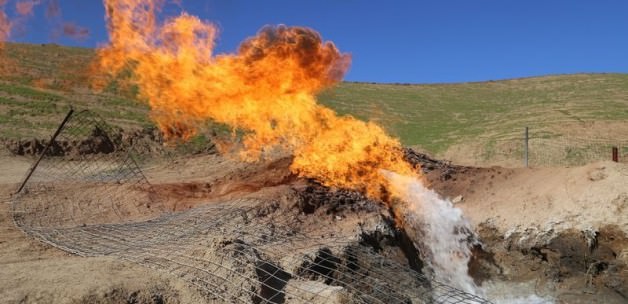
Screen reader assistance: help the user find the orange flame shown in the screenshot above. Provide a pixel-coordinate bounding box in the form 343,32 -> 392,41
95,0 -> 419,199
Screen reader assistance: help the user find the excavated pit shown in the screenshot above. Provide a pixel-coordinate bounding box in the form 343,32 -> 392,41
15,147 -> 491,303
12,139 -> 628,303
404,149 -> 628,303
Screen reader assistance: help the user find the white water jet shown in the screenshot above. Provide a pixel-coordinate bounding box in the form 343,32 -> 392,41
383,171 -> 481,296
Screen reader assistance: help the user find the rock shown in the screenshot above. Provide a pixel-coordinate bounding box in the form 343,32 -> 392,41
452,195 -> 464,204
284,280 -> 348,304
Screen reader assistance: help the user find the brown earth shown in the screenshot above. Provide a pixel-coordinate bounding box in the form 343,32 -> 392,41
0,157 -> 206,303
415,150 -> 628,303
3,126 -> 171,157
1,148 -> 627,303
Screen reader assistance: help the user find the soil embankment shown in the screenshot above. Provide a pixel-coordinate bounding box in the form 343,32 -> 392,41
1,147 -> 626,303
0,153 -> 206,303
413,150 -> 628,303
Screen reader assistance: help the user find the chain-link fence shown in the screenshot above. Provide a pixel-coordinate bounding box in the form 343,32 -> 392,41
12,109 -> 491,304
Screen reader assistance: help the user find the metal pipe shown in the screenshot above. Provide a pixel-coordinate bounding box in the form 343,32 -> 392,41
524,127 -> 529,168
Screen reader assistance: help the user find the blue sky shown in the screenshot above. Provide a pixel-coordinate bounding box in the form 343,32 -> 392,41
5,0 -> 628,83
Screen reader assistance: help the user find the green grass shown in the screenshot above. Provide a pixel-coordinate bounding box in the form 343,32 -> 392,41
0,83 -> 63,101
0,43 -> 152,139
2,42 -> 628,165
319,74 -> 628,157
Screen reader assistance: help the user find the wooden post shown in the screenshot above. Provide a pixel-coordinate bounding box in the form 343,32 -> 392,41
612,146 -> 618,162
524,127 -> 529,167
16,107 -> 74,194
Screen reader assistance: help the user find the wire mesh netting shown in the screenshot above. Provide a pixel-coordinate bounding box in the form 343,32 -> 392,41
527,135 -> 628,167
453,126 -> 628,168
12,109 -> 492,304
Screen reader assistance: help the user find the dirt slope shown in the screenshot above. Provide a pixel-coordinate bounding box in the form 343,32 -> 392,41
0,155 -> 206,304
426,161 -> 628,235
422,159 -> 628,303
1,150 -> 626,303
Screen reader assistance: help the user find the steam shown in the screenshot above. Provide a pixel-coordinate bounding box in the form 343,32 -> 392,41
384,171 -> 481,296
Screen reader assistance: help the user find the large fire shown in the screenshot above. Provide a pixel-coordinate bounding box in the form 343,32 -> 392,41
95,0 -> 419,200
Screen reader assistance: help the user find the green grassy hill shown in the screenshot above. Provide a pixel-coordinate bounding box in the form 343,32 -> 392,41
0,43 -> 151,139
2,43 -> 628,165
319,75 -> 628,152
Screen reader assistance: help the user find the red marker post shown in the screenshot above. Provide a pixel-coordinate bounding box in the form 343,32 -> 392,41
612,146 -> 618,162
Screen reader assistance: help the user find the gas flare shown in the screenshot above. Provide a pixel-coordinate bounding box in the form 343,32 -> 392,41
92,4 -> 484,290
95,0 -> 418,200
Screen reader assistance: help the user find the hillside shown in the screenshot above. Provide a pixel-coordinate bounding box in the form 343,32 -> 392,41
2,43 -> 628,165
1,45 -> 627,304
0,43 -> 151,139
320,75 -> 628,152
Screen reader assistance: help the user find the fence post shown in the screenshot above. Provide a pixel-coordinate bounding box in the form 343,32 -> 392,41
612,146 -> 618,162
524,127 -> 529,167
16,107 -> 74,194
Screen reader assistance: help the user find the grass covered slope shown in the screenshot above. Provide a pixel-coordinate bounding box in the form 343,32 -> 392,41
0,43 -> 151,139
319,75 -> 628,155
1,43 -> 628,164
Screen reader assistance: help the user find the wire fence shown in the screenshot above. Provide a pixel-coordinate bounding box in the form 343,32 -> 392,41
451,127 -> 628,168
11,109 -> 491,304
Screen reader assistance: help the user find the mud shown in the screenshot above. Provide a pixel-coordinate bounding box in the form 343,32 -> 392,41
473,223 -> 627,303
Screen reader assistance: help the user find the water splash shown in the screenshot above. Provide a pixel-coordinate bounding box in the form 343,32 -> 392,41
481,281 -> 555,304
383,171 -> 481,296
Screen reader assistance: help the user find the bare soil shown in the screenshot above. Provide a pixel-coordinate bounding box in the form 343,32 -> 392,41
1,149 -> 626,303
0,163 -> 206,303
416,151 -> 628,303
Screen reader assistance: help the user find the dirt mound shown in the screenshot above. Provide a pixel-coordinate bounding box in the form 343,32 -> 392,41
13,149 -> 456,303
4,126 -> 117,157
148,156 -> 297,211
2,126 -> 216,158
3,144 -> 627,303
